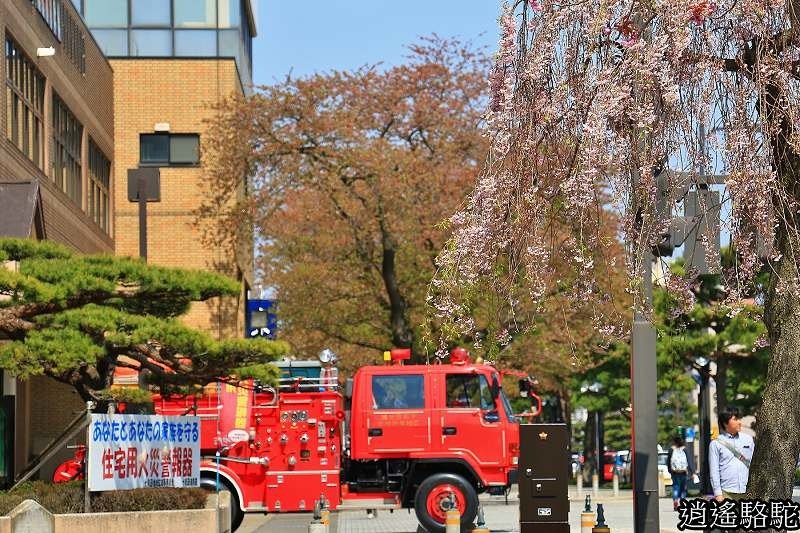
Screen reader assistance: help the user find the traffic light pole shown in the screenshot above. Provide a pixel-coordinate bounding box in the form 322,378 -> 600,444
632,250 -> 660,533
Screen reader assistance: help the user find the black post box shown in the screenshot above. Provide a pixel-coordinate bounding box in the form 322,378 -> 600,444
519,423 -> 570,533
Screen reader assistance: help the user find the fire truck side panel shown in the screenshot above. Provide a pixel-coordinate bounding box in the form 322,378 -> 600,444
264,470 -> 341,512
249,391 -> 343,512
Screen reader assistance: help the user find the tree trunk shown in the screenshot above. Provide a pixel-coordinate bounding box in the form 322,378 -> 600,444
747,81 -> 800,502
381,240 -> 414,350
714,353 -> 727,418
748,233 -> 800,500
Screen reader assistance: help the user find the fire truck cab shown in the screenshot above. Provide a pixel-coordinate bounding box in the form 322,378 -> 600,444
148,349 -> 536,532
343,348 -> 523,531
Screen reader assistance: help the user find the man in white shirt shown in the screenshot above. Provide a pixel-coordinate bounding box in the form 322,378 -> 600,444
709,406 -> 754,500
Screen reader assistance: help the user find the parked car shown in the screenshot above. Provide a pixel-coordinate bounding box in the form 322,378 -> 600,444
614,449 -> 674,487
602,451 -> 618,482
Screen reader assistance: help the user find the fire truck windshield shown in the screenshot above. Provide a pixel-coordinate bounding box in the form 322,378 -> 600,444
499,388 -> 517,423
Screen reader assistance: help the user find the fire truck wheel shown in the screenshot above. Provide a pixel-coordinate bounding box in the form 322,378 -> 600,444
414,473 -> 478,533
200,475 -> 244,531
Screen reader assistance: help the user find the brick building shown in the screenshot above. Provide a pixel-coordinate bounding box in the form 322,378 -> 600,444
0,0 -> 115,486
73,0 -> 256,339
0,0 -> 257,486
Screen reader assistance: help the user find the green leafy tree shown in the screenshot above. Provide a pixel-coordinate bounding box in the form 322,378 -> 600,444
572,337 -> 697,453
656,254 -> 770,419
0,239 -> 286,403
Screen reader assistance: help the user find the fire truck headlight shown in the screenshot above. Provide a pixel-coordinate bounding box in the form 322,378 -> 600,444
512,456 -> 519,465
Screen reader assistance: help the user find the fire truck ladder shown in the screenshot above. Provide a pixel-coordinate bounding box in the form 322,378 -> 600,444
11,408 -> 89,490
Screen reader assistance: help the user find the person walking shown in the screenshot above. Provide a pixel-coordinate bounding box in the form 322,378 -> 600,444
709,406 -> 754,501
667,435 -> 691,510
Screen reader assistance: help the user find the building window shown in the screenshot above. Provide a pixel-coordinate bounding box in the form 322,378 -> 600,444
92,29 -> 128,56
174,0 -> 217,28
88,139 -> 110,232
52,94 -> 83,205
31,0 -> 64,41
84,0 -> 128,27
217,0 -> 241,28
61,4 -> 87,74
5,38 -> 45,169
130,30 -> 172,56
140,133 -> 200,165
131,0 -> 171,27
175,30 -> 217,56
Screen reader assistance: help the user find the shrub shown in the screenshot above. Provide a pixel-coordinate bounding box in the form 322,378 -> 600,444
0,481 -> 83,515
0,481 -> 207,515
91,487 -> 207,513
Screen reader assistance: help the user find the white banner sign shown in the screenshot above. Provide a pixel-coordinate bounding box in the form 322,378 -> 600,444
87,414 -> 200,491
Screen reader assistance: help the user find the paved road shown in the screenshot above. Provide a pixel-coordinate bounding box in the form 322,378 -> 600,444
240,488 -> 686,533
238,486 -> 800,532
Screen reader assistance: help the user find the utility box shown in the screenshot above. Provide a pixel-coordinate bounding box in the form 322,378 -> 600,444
519,423 -> 570,533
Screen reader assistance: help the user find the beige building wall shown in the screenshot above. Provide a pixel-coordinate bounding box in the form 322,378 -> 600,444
111,58 -> 248,339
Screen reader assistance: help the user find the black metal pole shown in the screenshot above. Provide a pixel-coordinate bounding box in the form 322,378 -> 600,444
138,176 -> 147,261
595,411 -> 600,478
699,364 -> 711,495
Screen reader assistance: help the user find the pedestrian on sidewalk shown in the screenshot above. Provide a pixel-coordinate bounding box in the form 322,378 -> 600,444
709,406 -> 753,501
667,435 -> 691,510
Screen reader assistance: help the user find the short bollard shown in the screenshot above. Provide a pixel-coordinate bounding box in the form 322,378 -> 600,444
444,495 -> 460,533
309,500 -> 326,533
658,474 -> 666,498
581,495 -> 594,533
320,495 -> 331,533
591,503 -> 611,533
612,471 -> 619,496
592,473 -> 600,497
472,505 -> 490,533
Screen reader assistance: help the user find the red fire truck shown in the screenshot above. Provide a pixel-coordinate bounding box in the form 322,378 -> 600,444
57,348 -> 540,533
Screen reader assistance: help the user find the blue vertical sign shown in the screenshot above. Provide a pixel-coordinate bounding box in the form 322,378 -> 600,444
246,299 -> 277,339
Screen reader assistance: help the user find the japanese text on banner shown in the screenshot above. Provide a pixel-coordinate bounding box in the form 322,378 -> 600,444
88,414 -> 200,491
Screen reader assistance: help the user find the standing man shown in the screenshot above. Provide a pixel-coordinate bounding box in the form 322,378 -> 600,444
709,406 -> 754,500
667,435 -> 691,510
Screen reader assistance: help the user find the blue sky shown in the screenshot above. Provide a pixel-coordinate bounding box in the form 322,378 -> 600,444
251,1 -> 502,85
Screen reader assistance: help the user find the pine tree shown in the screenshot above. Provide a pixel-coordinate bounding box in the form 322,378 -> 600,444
0,239 -> 286,403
